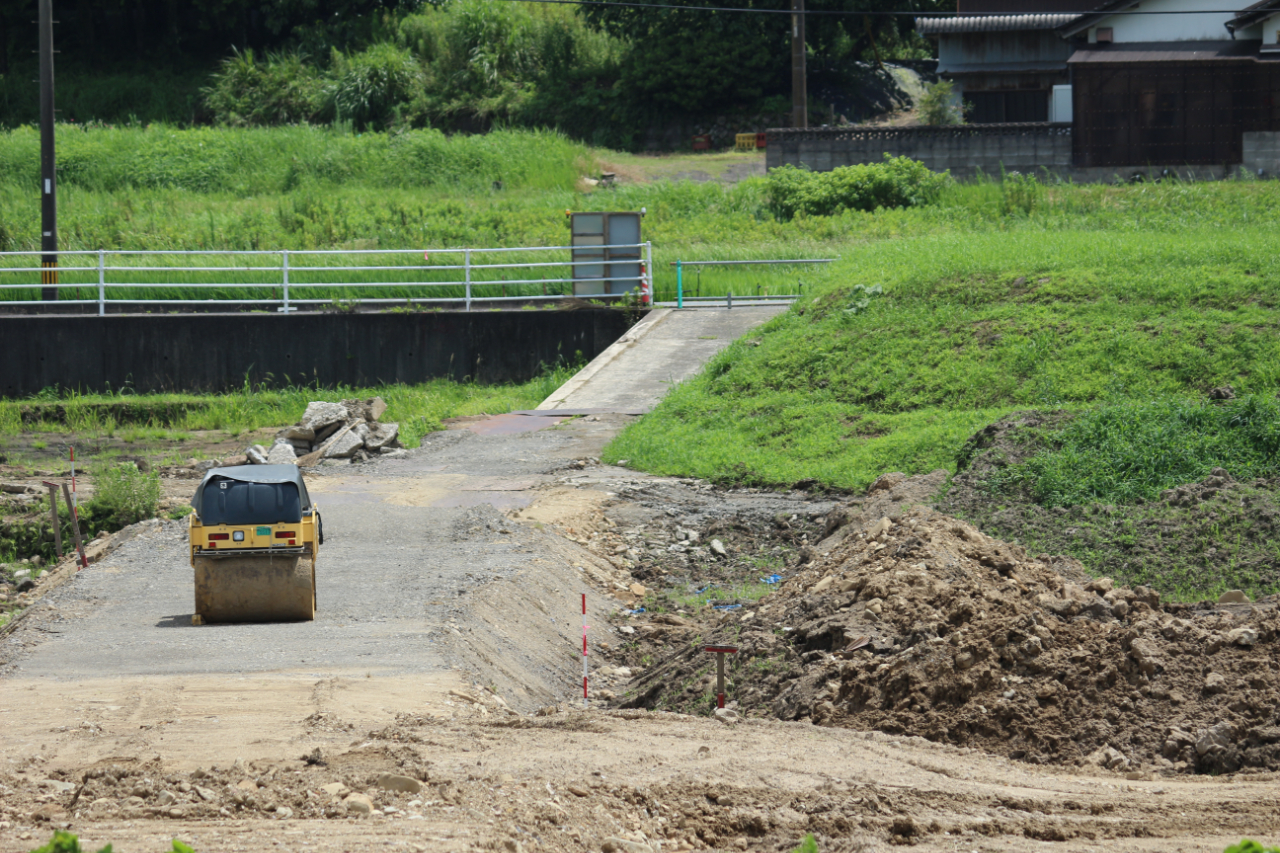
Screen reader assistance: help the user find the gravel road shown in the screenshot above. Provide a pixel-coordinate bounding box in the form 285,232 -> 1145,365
0,419 -> 628,684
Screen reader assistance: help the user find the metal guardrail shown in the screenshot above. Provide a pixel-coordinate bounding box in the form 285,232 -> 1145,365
669,258 -> 834,309
0,242 -> 654,314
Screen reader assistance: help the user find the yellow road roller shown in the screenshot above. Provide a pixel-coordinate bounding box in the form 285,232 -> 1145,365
188,465 -> 323,624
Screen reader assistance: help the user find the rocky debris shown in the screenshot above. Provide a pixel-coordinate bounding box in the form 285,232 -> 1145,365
375,773 -> 423,794
343,792 -> 373,815
246,397 -> 403,467
713,708 -> 740,725
1086,746 -> 1129,771
617,473 -> 1280,776
265,440 -> 297,465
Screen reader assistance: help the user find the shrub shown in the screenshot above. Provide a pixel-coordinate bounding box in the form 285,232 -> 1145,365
89,462 -> 163,530
1224,843 -> 1280,853
203,49 -> 326,127
324,44 -> 425,130
397,0 -> 626,135
1000,170 -> 1043,216
917,79 -> 964,126
765,156 -> 950,220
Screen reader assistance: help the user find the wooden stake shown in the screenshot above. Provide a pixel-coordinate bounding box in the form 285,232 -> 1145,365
42,481 -> 62,558
61,482 -> 87,569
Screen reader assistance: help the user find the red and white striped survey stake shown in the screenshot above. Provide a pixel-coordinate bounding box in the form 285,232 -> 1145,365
69,447 -> 88,569
581,592 -> 589,708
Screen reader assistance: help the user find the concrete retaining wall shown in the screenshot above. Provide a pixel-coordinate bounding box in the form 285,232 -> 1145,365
1243,131 -> 1280,176
766,124 -> 1265,182
767,124 -> 1072,178
0,309 -> 636,398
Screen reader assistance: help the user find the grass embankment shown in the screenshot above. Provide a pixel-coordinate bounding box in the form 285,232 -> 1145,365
605,180 -> 1280,598
0,125 -> 832,303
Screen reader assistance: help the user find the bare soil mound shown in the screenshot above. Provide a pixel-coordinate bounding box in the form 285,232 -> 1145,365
622,498 -> 1280,776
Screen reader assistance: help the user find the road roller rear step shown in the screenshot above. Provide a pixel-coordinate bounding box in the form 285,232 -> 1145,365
188,465 -> 322,624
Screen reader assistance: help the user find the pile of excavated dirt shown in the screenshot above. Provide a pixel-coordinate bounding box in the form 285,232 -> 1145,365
621,493 -> 1280,776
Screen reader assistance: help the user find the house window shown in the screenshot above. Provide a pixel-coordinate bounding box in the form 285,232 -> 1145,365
966,91 -> 1050,124
1096,27 -> 1114,43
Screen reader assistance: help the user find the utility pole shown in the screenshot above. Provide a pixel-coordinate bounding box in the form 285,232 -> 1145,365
790,0 -> 807,129
39,0 -> 58,300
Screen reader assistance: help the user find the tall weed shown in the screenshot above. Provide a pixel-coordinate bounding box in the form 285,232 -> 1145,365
90,463 -> 163,529
766,156 -> 950,220
0,124 -> 589,197
999,170 -> 1042,217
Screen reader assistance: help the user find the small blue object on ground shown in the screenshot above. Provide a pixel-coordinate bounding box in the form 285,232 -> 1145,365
623,607 -> 646,615
711,603 -> 743,610
761,574 -> 782,584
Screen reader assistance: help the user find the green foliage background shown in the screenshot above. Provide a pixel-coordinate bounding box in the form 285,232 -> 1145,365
0,0 -> 941,144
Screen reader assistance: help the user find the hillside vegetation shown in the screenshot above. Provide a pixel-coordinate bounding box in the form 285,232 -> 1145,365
0,127 -> 937,305
0,0 -> 937,144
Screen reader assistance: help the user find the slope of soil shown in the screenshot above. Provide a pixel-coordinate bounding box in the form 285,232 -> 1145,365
940,411 -> 1280,600
613,475 -> 1280,777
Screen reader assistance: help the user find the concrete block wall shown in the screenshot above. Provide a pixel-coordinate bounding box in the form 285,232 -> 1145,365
766,124 -> 1072,179
1243,132 -> 1280,176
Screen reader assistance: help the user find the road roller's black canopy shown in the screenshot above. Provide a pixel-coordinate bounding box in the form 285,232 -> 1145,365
191,465 -> 314,526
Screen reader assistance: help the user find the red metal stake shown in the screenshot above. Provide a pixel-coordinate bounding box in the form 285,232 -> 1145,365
704,645 -> 739,710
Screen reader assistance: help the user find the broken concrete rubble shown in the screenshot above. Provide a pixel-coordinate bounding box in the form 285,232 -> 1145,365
245,396 -> 403,466
265,440 -> 297,465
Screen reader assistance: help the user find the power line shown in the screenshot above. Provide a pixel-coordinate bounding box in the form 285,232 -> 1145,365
494,0 -> 1269,16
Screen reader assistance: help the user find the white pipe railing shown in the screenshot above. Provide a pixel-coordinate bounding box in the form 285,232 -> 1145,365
0,243 -> 653,314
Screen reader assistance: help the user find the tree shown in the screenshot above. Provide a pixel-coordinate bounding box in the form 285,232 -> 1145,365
579,0 -> 944,120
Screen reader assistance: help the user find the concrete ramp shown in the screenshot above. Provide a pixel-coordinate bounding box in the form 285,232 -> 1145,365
538,306 -> 787,413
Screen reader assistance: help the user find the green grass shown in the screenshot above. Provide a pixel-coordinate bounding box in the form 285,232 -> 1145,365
0,124 -> 591,197
0,126 -> 842,304
6,130 -> 1279,308
1,366 -> 578,446
986,396 -> 1280,507
606,192 -> 1280,492
661,580 -> 776,611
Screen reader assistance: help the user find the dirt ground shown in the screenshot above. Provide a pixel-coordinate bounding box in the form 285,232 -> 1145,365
595,152 -> 765,186
3,696 -> 1277,853
611,475 -> 1280,776
3,414 -> 1280,852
